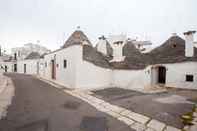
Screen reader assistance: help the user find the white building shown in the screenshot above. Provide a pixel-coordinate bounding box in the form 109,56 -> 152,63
1,30 -> 197,90
11,43 -> 50,60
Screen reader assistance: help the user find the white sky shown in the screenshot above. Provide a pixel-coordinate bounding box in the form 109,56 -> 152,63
0,0 -> 197,53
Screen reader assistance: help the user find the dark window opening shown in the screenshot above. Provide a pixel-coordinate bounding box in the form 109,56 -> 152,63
45,62 -> 47,67
5,65 -> 7,72
173,44 -> 177,48
24,64 -> 26,73
186,75 -> 194,82
64,60 -> 67,68
14,64 -> 17,72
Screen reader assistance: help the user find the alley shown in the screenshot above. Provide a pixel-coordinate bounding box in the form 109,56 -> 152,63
0,73 -> 133,131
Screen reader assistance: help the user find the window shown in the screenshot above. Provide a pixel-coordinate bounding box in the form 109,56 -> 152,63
186,75 -> 194,82
63,60 -> 67,68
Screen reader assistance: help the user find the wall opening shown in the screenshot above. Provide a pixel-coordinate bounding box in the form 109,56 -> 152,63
24,64 -> 26,73
151,66 -> 166,85
14,64 -> 17,72
158,66 -> 166,84
5,65 -> 7,72
51,60 -> 56,80
186,75 -> 193,82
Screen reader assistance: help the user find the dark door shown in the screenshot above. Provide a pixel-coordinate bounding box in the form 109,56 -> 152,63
24,64 -> 26,73
5,65 -> 7,72
14,64 -> 17,72
158,67 -> 166,84
51,60 -> 56,79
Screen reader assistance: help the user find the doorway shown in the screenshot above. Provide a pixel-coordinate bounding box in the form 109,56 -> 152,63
51,60 -> 56,79
5,65 -> 7,72
158,66 -> 166,84
24,64 -> 26,73
14,64 -> 17,72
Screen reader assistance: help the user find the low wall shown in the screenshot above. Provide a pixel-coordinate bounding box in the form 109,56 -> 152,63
111,68 -> 151,90
76,60 -> 112,90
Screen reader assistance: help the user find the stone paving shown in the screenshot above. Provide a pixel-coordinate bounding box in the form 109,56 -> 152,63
38,77 -> 197,131
63,90 -> 181,131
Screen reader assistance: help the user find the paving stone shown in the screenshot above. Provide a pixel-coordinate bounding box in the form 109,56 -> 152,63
164,126 -> 181,131
145,127 -> 156,131
92,98 -> 105,104
120,109 -> 132,116
101,102 -> 112,107
130,122 -> 147,131
106,111 -> 122,118
96,106 -> 110,112
127,112 -> 150,124
147,119 -> 166,131
117,116 -> 135,126
107,105 -> 125,113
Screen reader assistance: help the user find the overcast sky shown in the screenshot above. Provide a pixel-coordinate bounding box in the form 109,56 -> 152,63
0,0 -> 197,53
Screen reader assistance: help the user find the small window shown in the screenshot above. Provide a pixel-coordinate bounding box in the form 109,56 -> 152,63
186,75 -> 194,82
63,60 -> 67,68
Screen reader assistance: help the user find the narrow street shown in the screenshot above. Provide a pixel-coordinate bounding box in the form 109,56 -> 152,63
0,73 -> 133,131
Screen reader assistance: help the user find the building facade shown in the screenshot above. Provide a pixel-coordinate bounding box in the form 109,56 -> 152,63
1,30 -> 197,90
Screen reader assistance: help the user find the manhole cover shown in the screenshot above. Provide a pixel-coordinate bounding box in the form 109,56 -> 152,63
80,116 -> 108,131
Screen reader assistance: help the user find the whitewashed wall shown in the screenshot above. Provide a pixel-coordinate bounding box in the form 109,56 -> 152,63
164,62 -> 197,88
43,45 -> 79,88
17,59 -> 39,75
40,44 -> 197,90
75,46 -> 112,90
38,59 -> 45,76
111,68 -> 151,90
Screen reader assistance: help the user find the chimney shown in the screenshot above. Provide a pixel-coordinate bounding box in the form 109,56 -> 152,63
172,33 -> 177,36
96,35 -> 107,55
183,30 -> 196,57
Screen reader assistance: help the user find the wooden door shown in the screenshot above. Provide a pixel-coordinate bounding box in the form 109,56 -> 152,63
158,67 -> 166,84
51,60 -> 56,79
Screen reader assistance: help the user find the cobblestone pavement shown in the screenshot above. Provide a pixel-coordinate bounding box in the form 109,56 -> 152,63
0,73 -> 134,131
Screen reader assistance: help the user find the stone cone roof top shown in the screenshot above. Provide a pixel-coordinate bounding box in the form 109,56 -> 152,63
63,30 -> 91,48
25,52 -> 41,60
85,35 -> 197,70
111,41 -> 146,69
148,35 -> 197,64
83,45 -> 111,68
